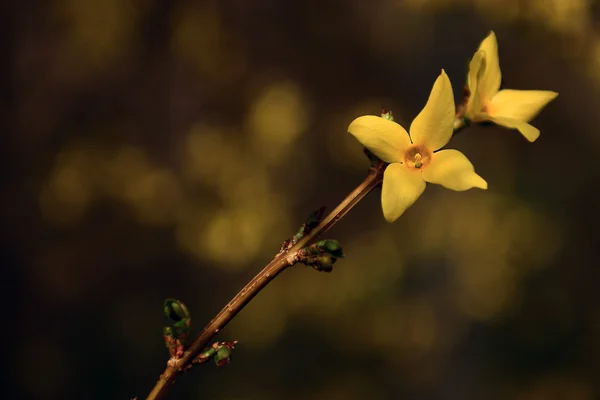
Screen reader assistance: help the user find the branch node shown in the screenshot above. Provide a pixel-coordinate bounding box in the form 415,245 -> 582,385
296,239 -> 345,272
192,341 -> 239,367
278,206 -> 328,255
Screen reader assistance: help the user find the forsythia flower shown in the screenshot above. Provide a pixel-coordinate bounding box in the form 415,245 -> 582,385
348,70 -> 487,223
465,31 -> 558,142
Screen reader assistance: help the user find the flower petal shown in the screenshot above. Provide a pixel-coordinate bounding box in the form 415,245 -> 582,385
348,116 -> 411,163
409,70 -> 455,151
466,50 -> 485,120
381,163 -> 426,222
422,149 -> 487,191
477,31 -> 502,100
486,115 -> 541,142
489,89 -> 558,122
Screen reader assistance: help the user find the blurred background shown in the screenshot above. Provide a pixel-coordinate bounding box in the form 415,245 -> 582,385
3,0 -> 600,399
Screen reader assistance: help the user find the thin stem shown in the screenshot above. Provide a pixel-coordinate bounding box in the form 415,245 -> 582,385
145,161 -> 387,400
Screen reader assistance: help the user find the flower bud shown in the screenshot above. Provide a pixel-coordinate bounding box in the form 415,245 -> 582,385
381,107 -> 394,121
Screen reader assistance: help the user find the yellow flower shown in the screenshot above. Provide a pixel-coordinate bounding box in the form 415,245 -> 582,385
465,31 -> 558,142
348,70 -> 487,223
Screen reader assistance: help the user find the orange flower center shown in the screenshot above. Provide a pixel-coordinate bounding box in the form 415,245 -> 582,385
403,144 -> 432,170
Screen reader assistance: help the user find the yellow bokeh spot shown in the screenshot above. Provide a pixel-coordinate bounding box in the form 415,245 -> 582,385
184,127 -> 214,178
179,123 -> 294,267
248,81 -> 308,164
369,300 -> 438,354
416,193 -> 563,320
202,209 -> 263,268
170,3 -> 247,85
102,146 -> 152,199
41,143 -> 185,228
198,196 -> 290,269
123,169 -> 183,226
454,258 -> 516,320
404,0 -> 590,37
587,35 -> 600,86
370,1 -> 435,59
183,124 -> 240,187
527,0 -> 590,36
102,146 -> 183,226
53,0 -> 142,80
474,0 -> 521,22
285,230 -> 404,316
40,147 -> 95,225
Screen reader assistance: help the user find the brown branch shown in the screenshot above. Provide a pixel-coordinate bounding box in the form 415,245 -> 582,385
145,161 -> 387,400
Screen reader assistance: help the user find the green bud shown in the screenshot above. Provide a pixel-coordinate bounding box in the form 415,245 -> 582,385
193,346 -> 217,364
305,254 -> 336,272
300,239 -> 343,257
315,239 -> 344,258
214,345 -> 233,367
297,240 -> 343,271
193,341 -> 238,366
164,299 -> 191,333
164,299 -> 190,323
163,299 -> 192,356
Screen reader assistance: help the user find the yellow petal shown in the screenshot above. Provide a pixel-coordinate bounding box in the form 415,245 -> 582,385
381,163 -> 426,222
466,50 -> 485,119
348,116 -> 411,163
488,89 -> 558,122
477,31 -> 502,100
486,115 -> 541,142
409,70 -> 455,151
422,149 -> 487,191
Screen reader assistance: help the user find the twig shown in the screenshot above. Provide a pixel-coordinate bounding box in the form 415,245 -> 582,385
144,160 -> 387,400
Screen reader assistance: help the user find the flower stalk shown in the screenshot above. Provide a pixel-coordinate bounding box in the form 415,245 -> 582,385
144,160 -> 387,400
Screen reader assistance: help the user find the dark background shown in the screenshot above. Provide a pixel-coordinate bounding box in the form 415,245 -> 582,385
3,1 -> 600,399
